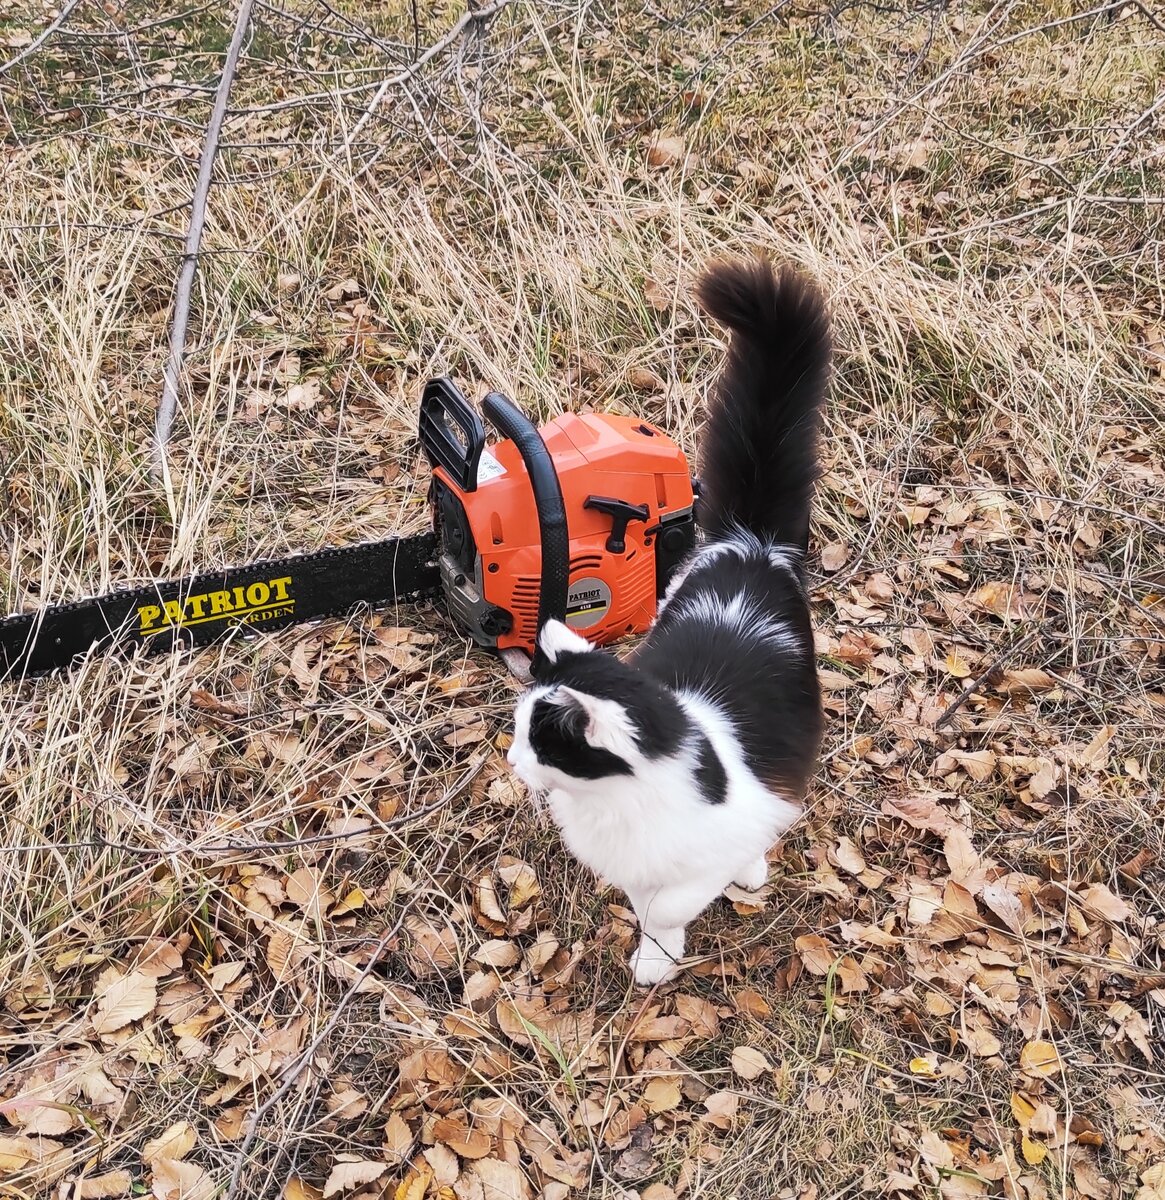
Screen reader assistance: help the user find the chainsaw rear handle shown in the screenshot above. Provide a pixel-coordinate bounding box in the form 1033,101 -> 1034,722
419,377 -> 487,493
480,391 -> 569,675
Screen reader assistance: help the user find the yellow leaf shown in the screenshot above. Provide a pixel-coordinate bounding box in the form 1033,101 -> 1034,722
285,1181 -> 324,1200
1011,1092 -> 1038,1129
330,888 -> 366,917
910,1057 -> 937,1076
1021,1135 -> 1047,1166
1019,1040 -> 1061,1077
394,1169 -> 431,1200
642,1077 -> 682,1114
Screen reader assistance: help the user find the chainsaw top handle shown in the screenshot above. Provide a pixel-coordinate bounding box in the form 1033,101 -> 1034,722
419,377 -> 487,493
479,391 -> 569,676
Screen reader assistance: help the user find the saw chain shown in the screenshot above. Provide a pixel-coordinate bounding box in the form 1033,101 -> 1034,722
0,533 -> 440,682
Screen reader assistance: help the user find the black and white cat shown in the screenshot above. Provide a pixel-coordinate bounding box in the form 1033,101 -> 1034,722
507,257 -> 831,985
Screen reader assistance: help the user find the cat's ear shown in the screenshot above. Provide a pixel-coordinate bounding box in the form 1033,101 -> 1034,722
538,619 -> 593,663
556,686 -> 638,760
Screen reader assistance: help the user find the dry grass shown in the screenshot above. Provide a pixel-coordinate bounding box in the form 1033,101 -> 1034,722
1,0 -> 1164,1198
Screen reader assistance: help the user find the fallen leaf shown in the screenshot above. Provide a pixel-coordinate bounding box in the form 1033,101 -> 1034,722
322,1158 -> 388,1197
1106,1001 -> 1155,1062
701,1090 -> 739,1130
646,133 -> 685,167
642,1077 -> 682,1114
93,970 -> 157,1034
142,1121 -> 196,1164
471,1157 -> 532,1200
1019,1040 -> 1061,1077
731,1046 -> 770,1081
1136,1164 -> 1165,1200
150,1158 -> 215,1200
794,933 -> 835,975
833,836 -> 866,874
285,1180 -> 324,1200
1080,883 -> 1131,924
473,940 -> 521,968
73,1169 -> 134,1198
1021,1136 -> 1047,1166
821,542 -> 849,572
734,987 -> 771,1019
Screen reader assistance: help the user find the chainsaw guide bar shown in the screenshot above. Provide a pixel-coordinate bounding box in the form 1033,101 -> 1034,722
0,533 -> 440,682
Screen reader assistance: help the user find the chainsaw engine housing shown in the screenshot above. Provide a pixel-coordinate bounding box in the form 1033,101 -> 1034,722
420,380 -> 696,656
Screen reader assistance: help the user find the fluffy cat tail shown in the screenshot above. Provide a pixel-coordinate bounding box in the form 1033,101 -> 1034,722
694,256 -> 832,551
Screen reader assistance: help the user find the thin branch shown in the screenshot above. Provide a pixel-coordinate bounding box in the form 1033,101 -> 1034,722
152,0 -> 257,473
934,629 -> 1041,731
0,0 -> 85,77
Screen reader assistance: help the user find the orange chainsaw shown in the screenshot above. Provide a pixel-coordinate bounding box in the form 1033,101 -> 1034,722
0,379 -> 697,681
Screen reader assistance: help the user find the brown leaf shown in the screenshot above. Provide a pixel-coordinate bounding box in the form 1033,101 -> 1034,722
74,1169 -> 134,1198
473,940 -> 521,969
1106,1001 -> 1155,1062
322,1158 -> 388,1197
833,837 -> 866,875
423,1143 -> 461,1187
821,542 -> 849,572
142,1122 -> 196,1165
150,1159 -> 215,1200
794,933 -> 835,975
93,970 -> 157,1034
285,1180 -> 324,1200
674,993 -> 720,1039
943,828 -> 981,884
628,367 -> 665,393
286,867 -> 333,918
471,1157 -> 532,1200
882,794 -> 957,835
733,987 -> 771,1019
1080,883 -> 1131,924
962,1021 -> 1003,1058
642,1077 -> 682,1114
1019,1040 -> 1061,1077
730,1046 -> 770,1080
646,133 -> 685,167
701,1091 -> 739,1130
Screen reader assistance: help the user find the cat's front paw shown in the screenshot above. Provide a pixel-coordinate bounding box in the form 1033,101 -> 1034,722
733,855 -> 770,891
630,939 -> 681,986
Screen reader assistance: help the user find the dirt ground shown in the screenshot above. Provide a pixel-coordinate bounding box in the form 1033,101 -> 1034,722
1,0 -> 1163,1197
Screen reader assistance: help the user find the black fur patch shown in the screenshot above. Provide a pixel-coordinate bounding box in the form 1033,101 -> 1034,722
537,649 -> 687,762
527,695 -> 634,780
693,734 -> 727,804
634,538 -> 822,796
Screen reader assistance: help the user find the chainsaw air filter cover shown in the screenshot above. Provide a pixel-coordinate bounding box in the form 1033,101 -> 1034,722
420,379 -> 696,656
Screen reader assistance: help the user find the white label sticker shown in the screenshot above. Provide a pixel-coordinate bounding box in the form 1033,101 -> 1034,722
476,449 -> 507,484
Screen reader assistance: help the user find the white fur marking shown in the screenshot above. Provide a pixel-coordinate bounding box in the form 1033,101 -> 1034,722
538,618 -> 593,662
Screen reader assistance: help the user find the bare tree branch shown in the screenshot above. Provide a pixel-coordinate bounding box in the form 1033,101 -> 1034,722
152,0 -> 257,476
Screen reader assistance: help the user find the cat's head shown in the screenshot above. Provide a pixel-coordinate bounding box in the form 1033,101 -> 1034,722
506,620 -> 686,794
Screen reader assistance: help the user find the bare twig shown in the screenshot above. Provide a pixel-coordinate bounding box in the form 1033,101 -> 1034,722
0,0 -> 85,78
934,629 -> 1041,731
152,0 -> 256,476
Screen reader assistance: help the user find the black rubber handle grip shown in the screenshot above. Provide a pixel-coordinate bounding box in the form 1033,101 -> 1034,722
480,392 -> 569,675
419,377 -> 486,493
